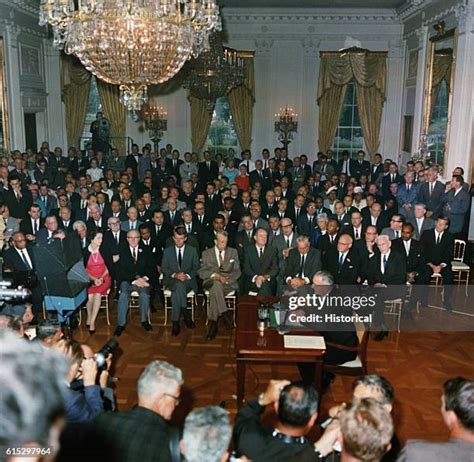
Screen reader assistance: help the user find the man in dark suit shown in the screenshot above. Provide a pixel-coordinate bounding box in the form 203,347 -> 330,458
58,206 -> 75,233
337,151 -> 354,176
242,228 -> 278,296
324,234 -> 361,285
101,217 -> 127,286
368,234 -> 406,340
260,190 -> 278,220
114,229 -> 156,336
165,151 -> 183,183
316,218 -> 340,256
352,150 -> 371,180
234,214 -> 255,265
3,231 -> 43,315
249,160 -> 270,191
204,183 -> 222,218
418,216 -> 454,310
354,225 -> 380,283
4,175 -> 33,220
150,210 -> 172,253
201,214 -> 226,252
161,227 -> 200,336
381,163 -> 404,200
86,205 -> 106,235
416,167 -> 445,216
234,380 -> 319,461
90,360 -> 182,462
281,234 -> 321,293
125,144 -> 140,180
370,153 -> 384,183
19,204 -> 44,244
163,198 -> 180,228
198,151 -> 219,186
297,201 -> 318,235
35,214 -> 66,246
193,201 -> 212,230
343,210 -> 365,242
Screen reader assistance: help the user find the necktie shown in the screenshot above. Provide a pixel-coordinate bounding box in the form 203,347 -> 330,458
383,254 -> 387,271
286,237 -> 290,248
115,233 -> 119,245
437,234 -> 441,245
246,160 -> 250,171
296,208 -> 300,219
199,216 -> 203,224
82,200 -> 86,209
308,216 -> 313,229
355,229 -> 359,240
407,184 -> 410,193
338,253 -> 344,270
395,231 -> 399,239
21,250 -> 32,270
178,248 -> 183,268
170,212 -> 174,222
247,231 -> 252,240
219,251 -> 224,270
132,247 -> 137,263
429,183 -> 433,196
187,225 -> 191,233
391,174 -> 395,182
34,220 -> 38,234
259,247 -> 264,260
299,254 -> 305,277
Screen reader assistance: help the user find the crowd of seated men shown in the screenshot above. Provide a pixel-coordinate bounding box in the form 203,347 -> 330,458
1,328 -> 473,462
0,142 -> 470,342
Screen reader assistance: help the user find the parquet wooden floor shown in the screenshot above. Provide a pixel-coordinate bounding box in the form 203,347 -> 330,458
74,284 -> 474,445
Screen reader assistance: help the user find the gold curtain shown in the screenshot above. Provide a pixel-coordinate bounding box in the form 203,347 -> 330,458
189,96 -> 214,154
228,57 -> 255,151
429,53 -> 452,124
317,84 -> 347,153
61,56 -> 91,148
96,81 -> 126,154
317,53 -> 387,156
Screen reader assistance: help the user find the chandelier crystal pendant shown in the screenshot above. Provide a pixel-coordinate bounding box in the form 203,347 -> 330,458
183,33 -> 245,111
39,0 -> 222,112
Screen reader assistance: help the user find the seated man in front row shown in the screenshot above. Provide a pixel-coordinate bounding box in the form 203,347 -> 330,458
282,234 -> 321,294
161,226 -> 200,337
198,230 -> 241,341
242,227 -> 278,296
114,229 -> 156,336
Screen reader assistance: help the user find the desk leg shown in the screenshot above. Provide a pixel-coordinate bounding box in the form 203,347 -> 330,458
236,359 -> 246,408
314,359 -> 323,395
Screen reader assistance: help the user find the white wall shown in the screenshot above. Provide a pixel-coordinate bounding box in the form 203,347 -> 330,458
0,0 -> 66,151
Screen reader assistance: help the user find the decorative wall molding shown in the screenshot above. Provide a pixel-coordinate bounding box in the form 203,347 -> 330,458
21,91 -> 47,113
398,0 -> 429,21
0,17 -> 48,38
223,11 -> 400,24
4,0 -> 40,18
422,1 -> 467,27
301,37 -> 321,56
254,38 -> 274,56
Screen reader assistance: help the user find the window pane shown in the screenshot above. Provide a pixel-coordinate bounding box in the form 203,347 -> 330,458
332,80 -> 363,158
206,97 -> 239,157
80,77 -> 102,151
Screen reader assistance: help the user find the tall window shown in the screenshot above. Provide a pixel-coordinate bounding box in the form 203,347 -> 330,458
206,97 -> 238,157
332,81 -> 363,160
427,80 -> 448,166
80,76 -> 102,150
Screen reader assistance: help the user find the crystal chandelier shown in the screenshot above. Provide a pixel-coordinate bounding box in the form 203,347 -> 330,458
183,33 -> 245,111
39,0 -> 221,112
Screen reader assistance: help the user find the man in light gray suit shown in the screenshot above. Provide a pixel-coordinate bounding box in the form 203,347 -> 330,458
271,217 -> 297,295
179,152 -> 198,181
436,175 -> 470,234
408,203 -> 435,240
381,213 -> 404,240
120,207 -> 143,232
398,377 -> 474,462
2,205 -> 20,246
161,226 -> 200,337
198,231 -> 241,340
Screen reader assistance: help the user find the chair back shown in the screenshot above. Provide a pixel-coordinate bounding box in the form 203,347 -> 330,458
355,320 -> 369,366
453,239 -> 466,262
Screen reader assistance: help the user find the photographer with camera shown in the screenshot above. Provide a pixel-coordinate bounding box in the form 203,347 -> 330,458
53,338 -> 106,424
90,111 -> 111,155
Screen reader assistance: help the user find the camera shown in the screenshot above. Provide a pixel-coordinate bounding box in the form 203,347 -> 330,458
94,338 -> 119,369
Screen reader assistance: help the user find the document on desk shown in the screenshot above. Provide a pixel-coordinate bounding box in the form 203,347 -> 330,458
284,335 -> 326,350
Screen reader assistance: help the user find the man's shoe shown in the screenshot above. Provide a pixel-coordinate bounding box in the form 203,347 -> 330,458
206,320 -> 218,340
374,330 -> 388,341
114,325 -> 125,337
182,309 -> 195,329
142,321 -> 153,331
171,322 -> 180,336
444,304 -> 453,311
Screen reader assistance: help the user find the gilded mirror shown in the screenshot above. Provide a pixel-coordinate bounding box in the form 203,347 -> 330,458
422,23 -> 456,173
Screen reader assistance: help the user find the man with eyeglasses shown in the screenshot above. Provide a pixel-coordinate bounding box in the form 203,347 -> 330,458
3,231 -> 43,316
381,213 -> 405,240
354,225 -> 380,283
91,360 -> 183,461
114,229 -> 155,336
323,233 -> 360,285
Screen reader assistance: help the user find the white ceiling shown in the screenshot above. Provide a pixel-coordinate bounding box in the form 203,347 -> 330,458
220,0 -> 407,9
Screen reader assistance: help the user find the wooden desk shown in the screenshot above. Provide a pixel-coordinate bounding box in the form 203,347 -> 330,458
235,295 -> 326,407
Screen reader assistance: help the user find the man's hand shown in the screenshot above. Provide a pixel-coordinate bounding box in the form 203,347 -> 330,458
175,272 -> 188,282
329,402 -> 346,418
403,204 -> 412,212
426,211 -> 433,218
289,277 -> 306,289
134,277 -> 150,288
82,358 -> 98,387
112,255 -> 120,263
255,275 -> 266,288
25,234 -> 35,241
282,248 -> 291,258
314,418 -> 341,457
259,379 -> 291,406
54,231 -> 66,240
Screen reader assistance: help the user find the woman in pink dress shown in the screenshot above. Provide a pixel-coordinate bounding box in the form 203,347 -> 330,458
83,231 -> 111,333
